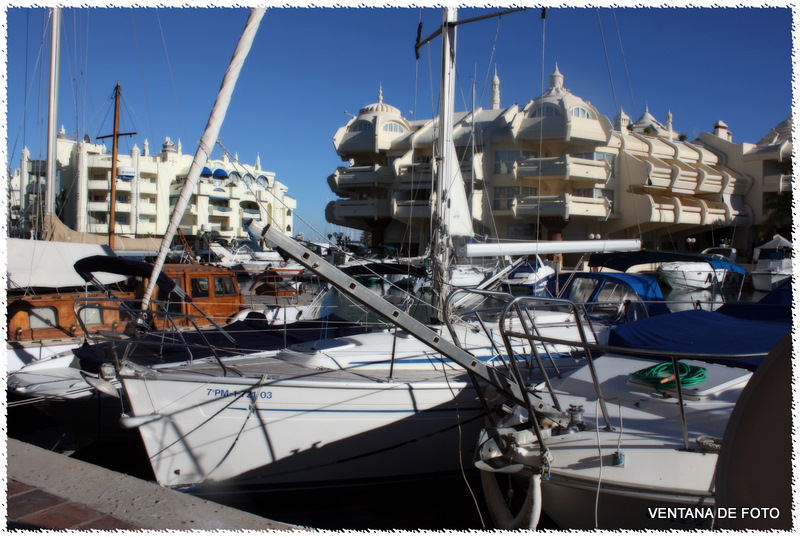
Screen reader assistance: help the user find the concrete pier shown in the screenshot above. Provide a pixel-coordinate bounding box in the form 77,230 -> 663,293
6,439 -> 301,531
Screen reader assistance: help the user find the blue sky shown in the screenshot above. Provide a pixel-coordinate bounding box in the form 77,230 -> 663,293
5,5 -> 794,240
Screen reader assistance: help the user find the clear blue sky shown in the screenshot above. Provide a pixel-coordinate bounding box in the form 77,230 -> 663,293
5,5 -> 793,240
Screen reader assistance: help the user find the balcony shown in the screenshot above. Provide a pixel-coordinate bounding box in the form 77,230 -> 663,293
328,165 -> 394,195
210,205 -> 233,216
327,199 -> 391,220
114,180 -> 132,192
87,201 -> 109,212
392,196 -> 432,221
514,156 -> 610,183
634,193 -> 741,227
88,179 -> 109,190
138,181 -> 158,194
513,195 -> 569,219
138,202 -> 158,215
395,163 -> 434,190
512,194 -> 611,220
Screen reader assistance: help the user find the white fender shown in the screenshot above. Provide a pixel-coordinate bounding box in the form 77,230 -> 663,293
480,471 -> 542,529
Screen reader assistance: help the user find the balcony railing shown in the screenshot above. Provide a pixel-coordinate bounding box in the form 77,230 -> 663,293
392,197 -> 432,220
328,199 -> 391,219
512,194 -> 611,220
514,155 -> 610,183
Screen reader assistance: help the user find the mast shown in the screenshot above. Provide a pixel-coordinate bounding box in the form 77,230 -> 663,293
140,8 -> 265,309
431,7 -> 458,323
44,7 -> 61,231
96,82 -> 136,251
108,82 -> 121,250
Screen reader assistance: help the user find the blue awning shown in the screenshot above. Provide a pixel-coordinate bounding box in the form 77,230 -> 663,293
201,167 -> 213,177
213,169 -> 229,178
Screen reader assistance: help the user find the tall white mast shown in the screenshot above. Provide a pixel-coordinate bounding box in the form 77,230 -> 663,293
431,7 -> 458,323
141,8 -> 265,308
44,7 -> 61,223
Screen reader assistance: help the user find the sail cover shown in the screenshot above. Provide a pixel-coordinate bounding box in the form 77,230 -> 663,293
442,140 -> 474,238
7,238 -> 125,289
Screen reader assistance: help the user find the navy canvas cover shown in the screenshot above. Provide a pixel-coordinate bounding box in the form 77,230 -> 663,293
608,282 -> 792,369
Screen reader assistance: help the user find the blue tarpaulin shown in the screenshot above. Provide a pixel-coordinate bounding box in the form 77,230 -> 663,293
608,282 -> 792,369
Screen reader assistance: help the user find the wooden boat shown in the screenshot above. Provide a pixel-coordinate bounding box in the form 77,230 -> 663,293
7,258 -> 246,372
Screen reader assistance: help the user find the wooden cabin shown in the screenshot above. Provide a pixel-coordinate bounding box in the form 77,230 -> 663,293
7,264 -> 244,343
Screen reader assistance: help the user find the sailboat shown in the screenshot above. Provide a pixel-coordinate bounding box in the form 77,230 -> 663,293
99,8 -> 572,493
88,9 -> 644,502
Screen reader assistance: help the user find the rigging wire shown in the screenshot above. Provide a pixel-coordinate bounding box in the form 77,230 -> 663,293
217,140 -> 438,313
130,9 -> 157,146
155,8 -> 188,144
596,8 -> 619,115
612,8 -> 637,119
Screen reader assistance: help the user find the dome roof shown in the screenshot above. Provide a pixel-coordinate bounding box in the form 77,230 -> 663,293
526,64 -> 602,120
359,85 -> 401,116
757,116 -> 792,146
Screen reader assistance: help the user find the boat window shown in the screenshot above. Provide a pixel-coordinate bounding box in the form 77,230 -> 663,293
595,282 -> 631,304
28,307 -> 57,329
567,278 -> 596,303
214,276 -> 238,297
78,305 -> 103,326
191,277 -> 211,298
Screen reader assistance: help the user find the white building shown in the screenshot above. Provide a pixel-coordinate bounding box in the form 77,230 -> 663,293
327,67 -> 791,257
10,130 -> 296,241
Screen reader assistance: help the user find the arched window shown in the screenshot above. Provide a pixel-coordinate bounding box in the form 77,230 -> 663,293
382,122 -> 405,133
352,122 -> 374,132
531,105 -> 561,118
569,107 -> 593,119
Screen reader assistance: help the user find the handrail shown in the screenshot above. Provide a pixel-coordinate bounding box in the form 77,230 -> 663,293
73,297 -> 237,376
494,295 -> 767,450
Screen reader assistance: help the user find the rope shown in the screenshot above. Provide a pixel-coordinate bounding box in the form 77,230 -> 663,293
630,361 -> 707,390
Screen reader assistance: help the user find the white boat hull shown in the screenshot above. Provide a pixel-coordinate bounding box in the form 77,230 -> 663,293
750,271 -> 790,292
657,262 -> 722,290
120,368 -> 486,490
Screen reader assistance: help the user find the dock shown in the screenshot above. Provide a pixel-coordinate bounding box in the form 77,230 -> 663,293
6,439 -> 301,531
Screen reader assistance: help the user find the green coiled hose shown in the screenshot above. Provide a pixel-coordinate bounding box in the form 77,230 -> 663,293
631,361 -> 707,389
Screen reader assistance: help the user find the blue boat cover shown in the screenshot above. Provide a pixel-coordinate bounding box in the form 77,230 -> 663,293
608,282 -> 792,369
73,255 -> 177,295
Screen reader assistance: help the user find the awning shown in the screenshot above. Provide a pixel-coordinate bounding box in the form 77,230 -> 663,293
201,167 -> 213,177
213,169 -> 229,178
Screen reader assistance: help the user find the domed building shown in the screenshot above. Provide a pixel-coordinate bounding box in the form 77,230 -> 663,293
325,66 -> 789,259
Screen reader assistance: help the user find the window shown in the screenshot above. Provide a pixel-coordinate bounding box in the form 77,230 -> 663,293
190,277 -> 210,298
531,105 -> 561,117
569,107 -> 593,119
494,150 -> 521,174
78,305 -> 103,326
492,186 -> 537,210
572,188 -> 614,211
506,222 -> 534,240
214,277 -> 238,297
28,307 -> 57,329
382,122 -> 405,133
352,122 -> 374,132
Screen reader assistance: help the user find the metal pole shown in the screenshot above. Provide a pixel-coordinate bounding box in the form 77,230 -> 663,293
108,82 -> 121,251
